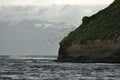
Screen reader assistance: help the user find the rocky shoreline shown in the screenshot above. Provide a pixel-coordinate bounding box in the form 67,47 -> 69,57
57,0 -> 120,63
58,39 -> 120,63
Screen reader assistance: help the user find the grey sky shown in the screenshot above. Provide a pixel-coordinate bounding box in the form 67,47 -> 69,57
0,0 -> 114,6
0,0 -> 114,55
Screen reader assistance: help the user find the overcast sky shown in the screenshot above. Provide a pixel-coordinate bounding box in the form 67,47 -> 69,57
0,0 -> 114,6
0,0 -> 114,55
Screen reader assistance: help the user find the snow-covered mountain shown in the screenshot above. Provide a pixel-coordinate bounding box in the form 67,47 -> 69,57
0,5 -> 108,55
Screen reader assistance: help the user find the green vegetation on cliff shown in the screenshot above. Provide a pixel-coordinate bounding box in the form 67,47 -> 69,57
60,0 -> 120,46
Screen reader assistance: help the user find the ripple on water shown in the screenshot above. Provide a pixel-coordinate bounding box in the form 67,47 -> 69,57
0,59 -> 120,80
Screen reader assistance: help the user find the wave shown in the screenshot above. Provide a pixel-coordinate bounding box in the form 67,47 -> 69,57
0,55 -> 57,60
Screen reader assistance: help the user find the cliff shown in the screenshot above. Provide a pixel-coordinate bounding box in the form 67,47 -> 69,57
57,0 -> 120,63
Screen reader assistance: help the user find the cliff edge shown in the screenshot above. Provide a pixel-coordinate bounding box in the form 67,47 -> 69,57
57,0 -> 120,63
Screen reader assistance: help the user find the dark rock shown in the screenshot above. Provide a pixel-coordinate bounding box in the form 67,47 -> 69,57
57,0 -> 120,63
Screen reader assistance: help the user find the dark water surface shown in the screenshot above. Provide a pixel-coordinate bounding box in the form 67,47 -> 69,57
0,55 -> 120,80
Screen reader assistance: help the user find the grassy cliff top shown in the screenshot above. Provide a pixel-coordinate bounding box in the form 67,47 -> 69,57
60,0 -> 120,46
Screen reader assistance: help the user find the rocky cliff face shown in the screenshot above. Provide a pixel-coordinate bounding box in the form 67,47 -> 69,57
57,0 -> 120,63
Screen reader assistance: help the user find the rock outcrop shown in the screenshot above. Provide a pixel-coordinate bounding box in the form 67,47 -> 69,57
57,0 -> 120,63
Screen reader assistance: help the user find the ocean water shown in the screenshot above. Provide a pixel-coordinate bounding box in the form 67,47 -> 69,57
0,55 -> 120,80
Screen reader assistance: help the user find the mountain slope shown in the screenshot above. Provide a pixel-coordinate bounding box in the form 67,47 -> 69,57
58,0 -> 120,63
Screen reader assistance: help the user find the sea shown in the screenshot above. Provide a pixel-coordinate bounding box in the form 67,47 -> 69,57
0,55 -> 120,80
